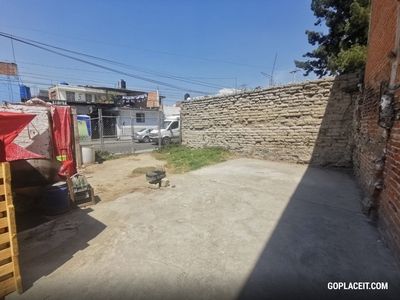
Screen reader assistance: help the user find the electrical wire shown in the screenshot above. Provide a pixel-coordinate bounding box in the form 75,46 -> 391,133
0,24 -> 277,70
1,32 -> 227,90
0,32 -> 214,95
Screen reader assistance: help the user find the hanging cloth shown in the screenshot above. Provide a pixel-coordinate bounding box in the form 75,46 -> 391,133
51,106 -> 77,176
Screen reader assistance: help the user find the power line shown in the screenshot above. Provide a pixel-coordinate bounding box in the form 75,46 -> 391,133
4,32 -> 229,90
0,24 -> 279,70
0,32 -> 214,95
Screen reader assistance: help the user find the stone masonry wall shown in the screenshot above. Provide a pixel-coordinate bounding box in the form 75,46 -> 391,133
181,74 -> 362,167
0,103 -> 53,157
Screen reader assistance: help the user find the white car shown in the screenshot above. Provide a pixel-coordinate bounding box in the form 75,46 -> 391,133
134,128 -> 152,143
150,117 -> 180,145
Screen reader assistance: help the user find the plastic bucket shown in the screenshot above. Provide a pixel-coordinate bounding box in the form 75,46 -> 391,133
81,146 -> 95,164
41,181 -> 70,215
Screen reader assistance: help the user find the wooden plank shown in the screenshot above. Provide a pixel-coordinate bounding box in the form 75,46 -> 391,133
0,248 -> 11,262
0,167 -> 3,180
13,272 -> 22,295
91,187 -> 96,205
0,162 -> 22,295
0,232 -> 10,246
71,106 -> 82,168
0,277 -> 16,298
2,163 -> 12,206
66,173 -> 75,202
0,202 -> 5,213
4,193 -> 22,294
0,262 -> 13,278
0,217 -> 8,230
6,206 -> 18,256
0,185 -> 4,196
1,164 -> 10,186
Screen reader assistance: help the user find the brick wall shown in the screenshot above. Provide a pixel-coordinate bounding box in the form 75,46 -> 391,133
0,62 -> 18,76
0,103 -> 53,157
181,74 -> 361,167
355,0 -> 400,264
364,0 -> 397,87
147,91 -> 160,108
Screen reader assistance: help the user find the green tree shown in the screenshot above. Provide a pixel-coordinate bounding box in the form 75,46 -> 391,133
295,0 -> 370,77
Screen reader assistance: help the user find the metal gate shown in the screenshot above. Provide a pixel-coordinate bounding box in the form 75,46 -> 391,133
80,109 -> 163,155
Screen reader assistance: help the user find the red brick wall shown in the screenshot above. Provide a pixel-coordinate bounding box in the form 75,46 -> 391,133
364,0 -> 398,87
147,91 -> 161,108
379,108 -> 400,257
0,62 -> 18,76
357,0 -> 400,263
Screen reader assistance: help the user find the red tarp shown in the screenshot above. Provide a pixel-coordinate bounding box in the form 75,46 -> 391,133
51,106 -> 77,176
5,142 -> 44,161
0,112 -> 36,162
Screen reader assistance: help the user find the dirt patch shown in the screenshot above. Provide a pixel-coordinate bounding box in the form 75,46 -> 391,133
130,166 -> 156,178
81,153 -> 166,203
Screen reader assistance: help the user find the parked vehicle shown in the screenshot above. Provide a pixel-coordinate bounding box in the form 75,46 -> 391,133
150,116 -> 180,145
135,128 -> 152,143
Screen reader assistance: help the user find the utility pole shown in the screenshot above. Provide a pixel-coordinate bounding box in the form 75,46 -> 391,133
271,53 -> 277,85
290,69 -> 300,83
234,77 -> 237,93
261,53 -> 278,87
261,72 -> 274,87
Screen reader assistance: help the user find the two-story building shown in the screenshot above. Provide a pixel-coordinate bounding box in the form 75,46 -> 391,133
47,81 -> 165,139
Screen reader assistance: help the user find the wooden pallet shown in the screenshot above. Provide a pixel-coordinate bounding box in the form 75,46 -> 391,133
0,163 -> 22,297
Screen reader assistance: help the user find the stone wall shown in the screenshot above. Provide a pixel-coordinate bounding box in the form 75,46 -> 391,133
0,103 -> 53,157
181,74 -> 362,167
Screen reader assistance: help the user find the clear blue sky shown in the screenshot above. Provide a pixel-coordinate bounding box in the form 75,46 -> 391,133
0,0 -> 322,105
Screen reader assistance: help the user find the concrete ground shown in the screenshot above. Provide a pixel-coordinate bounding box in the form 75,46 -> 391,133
6,158 -> 400,300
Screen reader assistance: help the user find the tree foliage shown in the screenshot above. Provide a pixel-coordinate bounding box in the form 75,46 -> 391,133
295,0 -> 370,77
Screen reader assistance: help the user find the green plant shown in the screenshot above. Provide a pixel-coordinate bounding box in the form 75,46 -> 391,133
153,145 -> 234,173
295,0 -> 370,77
95,151 -> 135,162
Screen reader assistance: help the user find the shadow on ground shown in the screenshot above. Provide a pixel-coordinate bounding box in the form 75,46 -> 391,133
238,77 -> 400,300
16,206 -> 106,292
237,166 -> 400,300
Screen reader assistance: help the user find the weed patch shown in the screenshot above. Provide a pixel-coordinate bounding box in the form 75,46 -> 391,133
95,151 -> 136,163
153,145 -> 234,173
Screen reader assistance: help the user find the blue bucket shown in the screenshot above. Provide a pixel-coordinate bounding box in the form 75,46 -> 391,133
41,181 -> 70,215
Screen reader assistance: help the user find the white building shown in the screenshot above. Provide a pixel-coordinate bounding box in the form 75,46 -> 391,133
103,107 -> 162,140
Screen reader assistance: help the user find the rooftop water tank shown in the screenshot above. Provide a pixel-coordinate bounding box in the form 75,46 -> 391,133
19,85 -> 31,100
118,79 -> 126,89
60,82 -> 69,85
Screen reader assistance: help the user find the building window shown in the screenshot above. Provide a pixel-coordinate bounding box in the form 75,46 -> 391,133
50,91 -> 56,100
85,94 -> 93,103
136,113 -> 145,123
77,93 -> 84,102
66,91 -> 75,102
